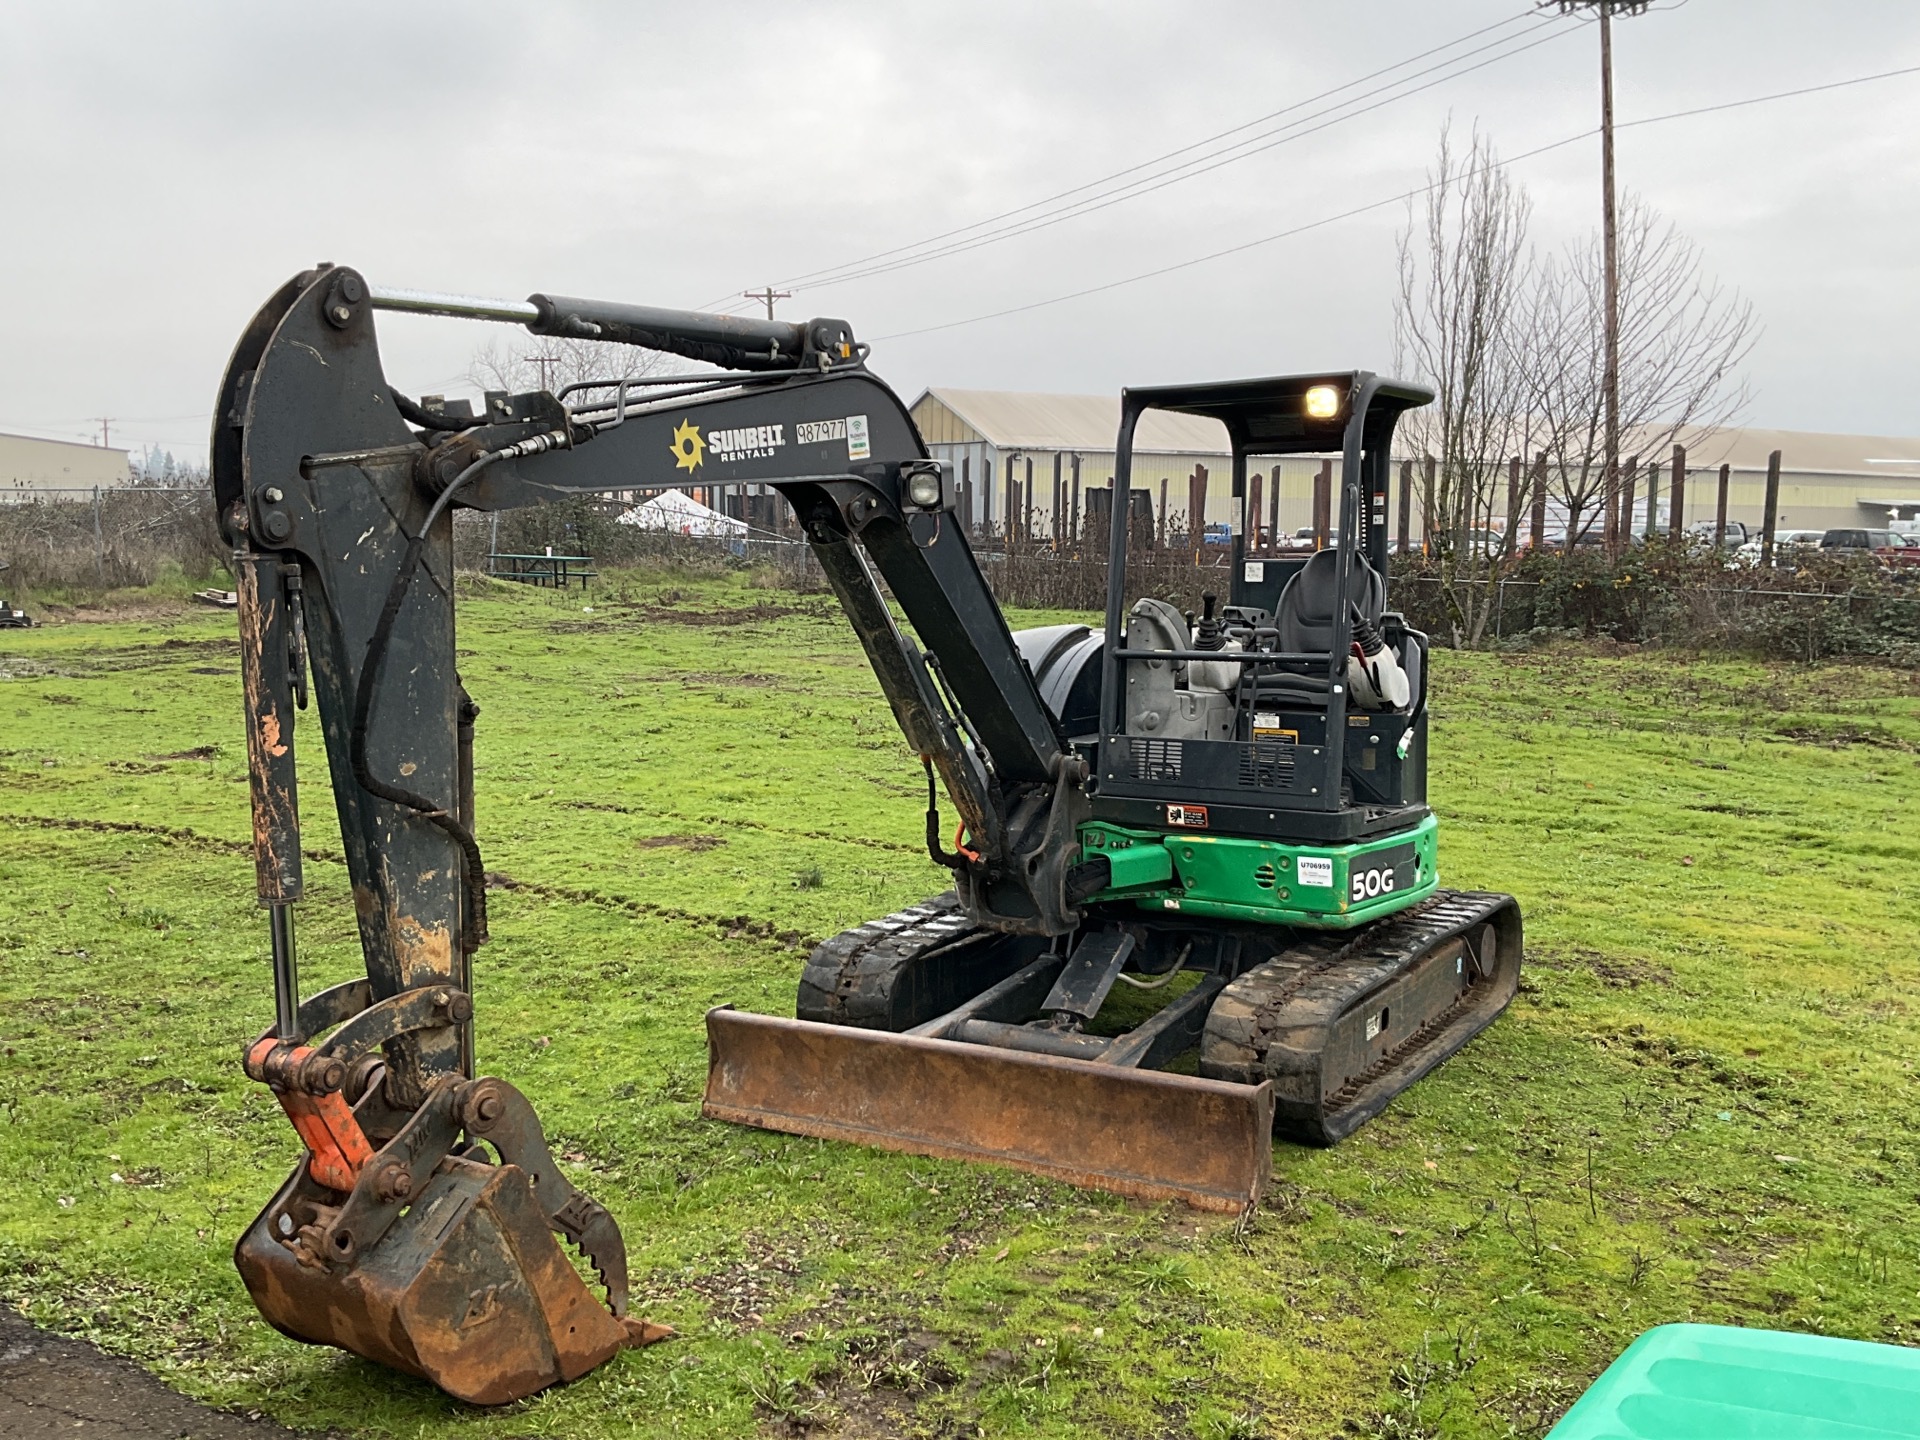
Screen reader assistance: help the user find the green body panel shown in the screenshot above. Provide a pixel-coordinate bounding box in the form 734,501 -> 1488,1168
1078,813 -> 1438,930
1547,1323 -> 1920,1439
1101,839 -> 1174,889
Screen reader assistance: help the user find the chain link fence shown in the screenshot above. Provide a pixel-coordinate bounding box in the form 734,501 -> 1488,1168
9,483 -> 1914,663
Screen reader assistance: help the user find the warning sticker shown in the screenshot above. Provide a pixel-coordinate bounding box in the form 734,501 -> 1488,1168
1166,803 -> 1209,828
1252,712 -> 1298,742
1296,855 -> 1334,887
1244,560 -> 1265,582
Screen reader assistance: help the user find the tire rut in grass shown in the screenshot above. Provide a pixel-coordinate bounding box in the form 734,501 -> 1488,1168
0,812 -> 816,952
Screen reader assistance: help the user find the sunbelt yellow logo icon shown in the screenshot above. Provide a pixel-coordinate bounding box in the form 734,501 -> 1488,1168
669,418 -> 705,472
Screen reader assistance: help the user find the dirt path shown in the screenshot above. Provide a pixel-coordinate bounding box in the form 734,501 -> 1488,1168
0,1307 -> 333,1439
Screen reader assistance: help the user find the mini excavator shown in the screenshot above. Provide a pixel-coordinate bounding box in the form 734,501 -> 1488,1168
217,265 -> 1519,1402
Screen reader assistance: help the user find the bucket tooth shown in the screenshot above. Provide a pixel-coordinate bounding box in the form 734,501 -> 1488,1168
703,1007 -> 1273,1212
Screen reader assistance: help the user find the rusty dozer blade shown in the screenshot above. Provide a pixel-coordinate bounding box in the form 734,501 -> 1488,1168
703,1007 -> 1274,1213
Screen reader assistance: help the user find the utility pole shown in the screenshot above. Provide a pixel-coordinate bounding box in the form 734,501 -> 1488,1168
528,355 -> 560,393
1552,1 -> 1649,533
744,287 -> 793,320
95,418 -> 114,448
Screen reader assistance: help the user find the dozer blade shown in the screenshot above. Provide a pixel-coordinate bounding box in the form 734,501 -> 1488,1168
703,1007 -> 1274,1212
235,1155 -> 631,1406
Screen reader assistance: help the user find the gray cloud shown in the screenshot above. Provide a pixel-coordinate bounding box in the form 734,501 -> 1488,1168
3,0 -> 1916,461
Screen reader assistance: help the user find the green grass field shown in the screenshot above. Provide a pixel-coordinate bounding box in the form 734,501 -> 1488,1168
1,572 -> 1917,1438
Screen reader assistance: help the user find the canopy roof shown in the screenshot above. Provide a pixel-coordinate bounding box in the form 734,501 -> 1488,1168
616,488 -> 747,535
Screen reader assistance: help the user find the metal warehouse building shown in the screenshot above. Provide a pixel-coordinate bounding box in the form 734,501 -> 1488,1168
909,388 -> 1920,541
0,431 -> 129,501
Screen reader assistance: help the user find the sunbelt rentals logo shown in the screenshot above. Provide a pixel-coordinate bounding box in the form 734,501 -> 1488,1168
669,418 -> 706,472
669,417 -> 787,471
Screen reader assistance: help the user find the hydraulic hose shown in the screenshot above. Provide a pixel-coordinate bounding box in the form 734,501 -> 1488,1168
348,427 -> 577,951
922,756 -> 970,870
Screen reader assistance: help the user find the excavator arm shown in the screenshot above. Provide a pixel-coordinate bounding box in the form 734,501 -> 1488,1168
214,265 -> 1094,1402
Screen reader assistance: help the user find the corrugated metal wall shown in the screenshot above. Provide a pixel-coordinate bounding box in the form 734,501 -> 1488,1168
909,393 -> 1920,540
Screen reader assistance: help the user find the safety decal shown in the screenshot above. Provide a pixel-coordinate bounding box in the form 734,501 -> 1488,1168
1165,803 -> 1208,828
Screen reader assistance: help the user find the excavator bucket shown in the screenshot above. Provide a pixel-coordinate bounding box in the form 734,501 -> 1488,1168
234,1156 -> 633,1407
703,1008 -> 1274,1212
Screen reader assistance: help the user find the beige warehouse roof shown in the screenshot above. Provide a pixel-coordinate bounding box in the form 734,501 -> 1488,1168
1624,422 -> 1920,480
915,388 -> 1230,455
918,389 -> 1920,482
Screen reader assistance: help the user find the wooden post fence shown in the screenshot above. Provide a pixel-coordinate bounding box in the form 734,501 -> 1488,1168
1248,470 -> 1265,551
1643,452 -> 1661,541
1421,456 -> 1436,551
1715,462 -> 1730,549
1669,444 -> 1687,549
1760,449 -> 1783,566
1397,459 -> 1413,554
1530,452 -> 1547,551
1505,455 -> 1522,552
1070,454 -> 1082,548
1620,456 -> 1638,553
1312,459 -> 1332,550
1189,463 -> 1209,559
1603,457 -> 1619,553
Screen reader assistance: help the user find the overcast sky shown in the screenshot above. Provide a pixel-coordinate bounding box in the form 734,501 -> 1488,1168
3,0 -> 1916,464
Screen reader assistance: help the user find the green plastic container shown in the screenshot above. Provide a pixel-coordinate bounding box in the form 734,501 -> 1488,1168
1548,1324 -> 1920,1438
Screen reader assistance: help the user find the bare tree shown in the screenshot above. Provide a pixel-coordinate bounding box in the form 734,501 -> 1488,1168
1393,122 -> 1534,647
467,334 -> 687,400
1519,192 -> 1757,547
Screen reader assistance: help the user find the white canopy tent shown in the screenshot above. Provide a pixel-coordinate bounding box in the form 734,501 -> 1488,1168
615,489 -> 747,537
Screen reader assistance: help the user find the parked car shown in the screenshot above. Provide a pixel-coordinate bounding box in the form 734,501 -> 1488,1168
1688,520 -> 1749,548
1275,526 -> 1338,550
1819,528 -> 1920,566
1732,529 -> 1823,566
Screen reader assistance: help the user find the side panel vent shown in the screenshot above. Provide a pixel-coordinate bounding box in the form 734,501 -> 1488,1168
1239,741 -> 1297,789
1123,738 -> 1184,782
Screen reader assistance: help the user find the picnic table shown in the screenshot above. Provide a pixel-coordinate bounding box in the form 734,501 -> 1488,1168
486,552 -> 597,588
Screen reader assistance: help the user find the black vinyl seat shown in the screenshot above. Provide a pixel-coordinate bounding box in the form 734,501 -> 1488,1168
1274,548 -> 1386,652
1241,549 -> 1416,714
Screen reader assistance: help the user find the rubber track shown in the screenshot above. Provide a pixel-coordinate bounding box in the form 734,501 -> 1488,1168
1202,889 -> 1518,1140
797,891 -> 978,1028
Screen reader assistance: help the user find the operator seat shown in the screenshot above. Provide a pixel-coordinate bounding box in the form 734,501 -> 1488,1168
1274,547 -> 1385,652
1261,548 -> 1419,713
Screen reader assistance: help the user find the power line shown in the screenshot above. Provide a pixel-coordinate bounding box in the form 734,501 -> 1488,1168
694,8 -> 1556,311
790,20 -> 1580,298
875,61 -> 1920,344
725,14 -> 1574,306
761,11 -> 1550,295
